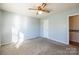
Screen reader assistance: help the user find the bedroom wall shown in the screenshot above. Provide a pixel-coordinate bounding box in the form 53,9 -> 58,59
40,8 -> 79,44
1,10 -> 13,45
1,10 -> 40,45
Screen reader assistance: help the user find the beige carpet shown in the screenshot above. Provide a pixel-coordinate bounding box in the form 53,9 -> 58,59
1,37 -> 79,55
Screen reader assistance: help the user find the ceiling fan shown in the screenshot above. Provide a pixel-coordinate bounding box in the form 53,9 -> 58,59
28,3 -> 50,15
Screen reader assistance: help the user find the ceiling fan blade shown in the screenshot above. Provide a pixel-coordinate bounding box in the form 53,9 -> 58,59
42,10 -> 50,13
28,8 -> 37,10
42,3 -> 47,8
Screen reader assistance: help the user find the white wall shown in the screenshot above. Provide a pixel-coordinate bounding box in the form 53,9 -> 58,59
1,10 -> 40,45
1,11 -> 13,45
1,7 -> 79,45
40,8 -> 79,44
20,15 -> 40,39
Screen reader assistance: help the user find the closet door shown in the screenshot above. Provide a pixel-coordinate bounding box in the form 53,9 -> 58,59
69,15 -> 79,43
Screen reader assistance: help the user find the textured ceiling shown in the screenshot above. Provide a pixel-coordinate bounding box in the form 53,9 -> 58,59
0,3 -> 79,18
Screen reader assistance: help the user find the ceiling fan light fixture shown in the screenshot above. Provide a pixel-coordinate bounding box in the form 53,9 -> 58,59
38,10 -> 43,14
29,3 -> 50,15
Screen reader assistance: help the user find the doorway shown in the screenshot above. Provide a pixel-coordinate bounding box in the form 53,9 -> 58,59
69,15 -> 79,47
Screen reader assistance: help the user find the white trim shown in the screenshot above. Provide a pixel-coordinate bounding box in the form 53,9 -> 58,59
50,38 -> 69,45
67,16 -> 69,45
68,13 -> 79,17
42,36 -> 69,45
1,42 -> 12,46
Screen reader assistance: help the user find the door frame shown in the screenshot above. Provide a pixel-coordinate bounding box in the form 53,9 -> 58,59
68,13 -> 79,45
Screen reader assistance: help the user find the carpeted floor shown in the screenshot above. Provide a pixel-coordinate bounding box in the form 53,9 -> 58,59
1,37 -> 79,55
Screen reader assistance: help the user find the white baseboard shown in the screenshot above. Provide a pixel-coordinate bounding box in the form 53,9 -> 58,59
25,36 -> 40,40
1,42 -> 12,46
50,38 -> 69,45
41,36 -> 69,45
1,36 -> 39,46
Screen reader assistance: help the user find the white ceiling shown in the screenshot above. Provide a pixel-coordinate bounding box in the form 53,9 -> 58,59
0,3 -> 79,18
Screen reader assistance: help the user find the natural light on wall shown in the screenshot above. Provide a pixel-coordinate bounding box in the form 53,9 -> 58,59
12,15 -> 24,48
16,32 -> 24,48
12,27 -> 19,43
